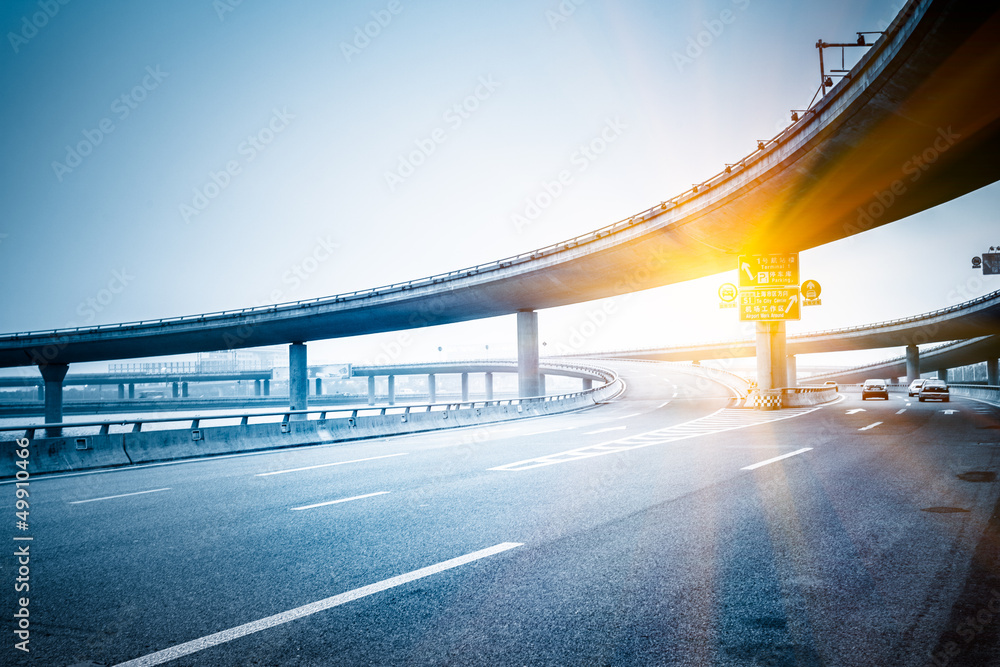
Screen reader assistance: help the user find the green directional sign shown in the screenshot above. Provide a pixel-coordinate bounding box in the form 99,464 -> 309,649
737,253 -> 800,288
738,287 -> 801,321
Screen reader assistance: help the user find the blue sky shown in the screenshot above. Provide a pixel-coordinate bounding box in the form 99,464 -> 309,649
1,0 -> 996,372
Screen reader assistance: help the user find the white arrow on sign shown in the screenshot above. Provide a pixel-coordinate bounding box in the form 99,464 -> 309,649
846,409 -> 866,414
784,297 -> 797,314
942,409 -> 959,415
742,262 -> 754,281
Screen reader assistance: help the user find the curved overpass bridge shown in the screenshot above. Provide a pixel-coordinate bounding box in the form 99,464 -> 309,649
2,0 -> 1000,371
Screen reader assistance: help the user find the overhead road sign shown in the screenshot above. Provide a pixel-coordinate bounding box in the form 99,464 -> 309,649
983,253 -> 1000,275
802,279 -> 822,306
738,253 -> 799,288
739,287 -> 801,321
718,283 -> 737,308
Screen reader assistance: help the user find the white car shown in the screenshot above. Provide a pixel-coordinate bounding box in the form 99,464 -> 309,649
862,379 -> 888,400
907,379 -> 927,396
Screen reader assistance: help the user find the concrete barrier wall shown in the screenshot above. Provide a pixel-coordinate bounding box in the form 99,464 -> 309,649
950,384 -> 1000,404
781,387 -> 838,407
2,375 -> 623,477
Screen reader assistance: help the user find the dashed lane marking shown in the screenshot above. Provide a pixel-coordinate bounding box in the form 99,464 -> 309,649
584,426 -> 627,435
290,491 -> 390,511
490,406 -> 820,472
859,422 -> 883,431
256,453 -> 408,477
742,448 -> 813,471
69,488 -> 171,505
111,542 -> 523,667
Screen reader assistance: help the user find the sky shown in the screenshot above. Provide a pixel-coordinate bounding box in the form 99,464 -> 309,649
1,0 -> 997,375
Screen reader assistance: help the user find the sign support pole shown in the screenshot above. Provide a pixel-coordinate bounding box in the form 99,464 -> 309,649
755,321 -> 787,391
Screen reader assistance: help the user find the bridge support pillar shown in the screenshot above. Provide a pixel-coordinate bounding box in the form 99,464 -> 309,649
786,355 -> 797,388
182,382 -> 189,398
117,384 -> 124,400
289,342 -> 308,419
989,359 -> 999,386
485,372 -> 494,400
368,376 -> 375,405
539,374 -> 546,396
128,383 -> 135,399
39,363 -> 69,437
583,378 -> 593,390
37,385 -> 43,400
428,374 -> 436,403
517,310 -> 541,398
906,345 -> 920,383
755,322 -> 787,395
938,368 -> 949,382
172,382 -> 179,398
254,379 -> 261,396
263,379 -> 269,396
315,378 -> 323,395
461,373 -> 469,402
388,375 -> 395,405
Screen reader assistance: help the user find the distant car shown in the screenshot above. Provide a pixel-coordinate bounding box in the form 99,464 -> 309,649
918,380 -> 950,402
907,379 -> 927,396
861,379 -> 889,400
823,381 -> 838,391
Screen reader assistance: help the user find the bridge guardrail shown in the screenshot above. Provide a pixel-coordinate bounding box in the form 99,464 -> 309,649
0,363 -> 624,477
948,384 -> 1000,405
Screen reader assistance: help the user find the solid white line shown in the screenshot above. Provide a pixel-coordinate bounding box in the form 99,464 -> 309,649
896,409 -> 907,415
69,488 -> 171,505
255,453 -> 408,477
584,426 -> 627,435
859,422 -> 883,431
741,448 -> 812,471
111,542 -> 523,667
291,491 -> 390,511
615,413 -> 641,420
657,401 -> 671,409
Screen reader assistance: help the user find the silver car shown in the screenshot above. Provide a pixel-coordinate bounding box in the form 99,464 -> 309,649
862,379 -> 889,400
918,380 -> 950,402
908,379 -> 927,396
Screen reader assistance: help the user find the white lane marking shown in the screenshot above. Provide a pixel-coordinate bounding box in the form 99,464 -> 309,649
942,409 -> 959,415
672,391 -> 679,397
291,491 -> 390,511
905,402 -> 912,406
896,409 -> 907,415
256,453 -> 408,477
657,401 -> 671,409
859,422 -> 883,431
846,409 -> 866,415
111,542 -> 523,667
584,426 -> 627,435
615,413 -> 641,420
742,448 -> 813,470
491,406 -> 820,472
69,488 -> 171,505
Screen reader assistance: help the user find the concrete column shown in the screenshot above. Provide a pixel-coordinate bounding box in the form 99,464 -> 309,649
367,376 -> 375,406
786,355 -> 797,388
315,378 -> 323,395
263,379 -> 270,396
582,378 -> 593,390
428,374 -> 437,403
755,321 -> 787,391
461,373 -> 469,402
906,345 -> 920,383
182,382 -> 189,398
539,374 -> 546,396
254,379 -> 261,396
938,368 -> 949,382
37,385 -> 44,401
172,382 -> 179,398
39,363 -> 69,437
485,372 -> 494,400
128,383 -> 135,399
517,310 -> 541,398
117,384 -> 124,400
988,358 -> 999,386
289,342 -> 308,418
388,375 -> 395,405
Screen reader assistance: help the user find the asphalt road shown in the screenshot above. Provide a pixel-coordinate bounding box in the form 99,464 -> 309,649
3,361 -> 1000,666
